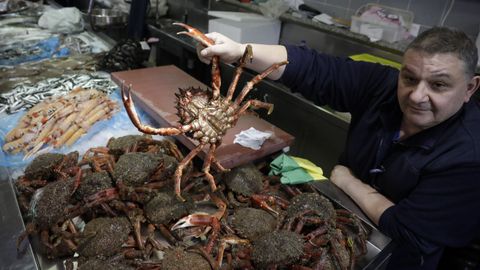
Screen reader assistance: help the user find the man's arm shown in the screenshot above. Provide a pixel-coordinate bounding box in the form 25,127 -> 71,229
330,165 -> 394,225
197,32 -> 288,80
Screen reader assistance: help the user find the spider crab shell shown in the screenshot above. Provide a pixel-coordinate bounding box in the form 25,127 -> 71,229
175,87 -> 235,144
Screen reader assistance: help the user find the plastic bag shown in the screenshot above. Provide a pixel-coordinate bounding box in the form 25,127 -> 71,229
38,7 -> 84,34
258,0 -> 289,19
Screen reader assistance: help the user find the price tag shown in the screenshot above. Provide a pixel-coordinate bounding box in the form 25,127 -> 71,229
140,41 -> 150,51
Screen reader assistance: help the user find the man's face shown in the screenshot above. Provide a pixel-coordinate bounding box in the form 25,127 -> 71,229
397,49 -> 478,135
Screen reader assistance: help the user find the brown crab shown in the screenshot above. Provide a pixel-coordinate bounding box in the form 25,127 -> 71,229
121,23 -> 288,201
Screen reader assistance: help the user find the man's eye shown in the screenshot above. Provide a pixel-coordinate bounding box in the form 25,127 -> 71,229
403,76 -> 417,85
431,81 -> 447,90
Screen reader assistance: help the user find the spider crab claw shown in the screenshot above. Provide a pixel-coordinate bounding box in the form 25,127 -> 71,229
173,22 -> 215,47
172,192 -> 226,230
120,82 -> 133,110
171,213 -> 215,231
267,104 -> 274,115
250,194 -> 289,216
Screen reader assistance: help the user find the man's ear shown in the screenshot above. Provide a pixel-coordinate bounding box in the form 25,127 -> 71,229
465,75 -> 480,102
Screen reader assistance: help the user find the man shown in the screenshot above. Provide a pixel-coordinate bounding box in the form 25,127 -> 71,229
197,27 -> 480,269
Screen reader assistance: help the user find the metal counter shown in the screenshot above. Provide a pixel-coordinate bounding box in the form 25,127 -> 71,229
0,168 -> 38,270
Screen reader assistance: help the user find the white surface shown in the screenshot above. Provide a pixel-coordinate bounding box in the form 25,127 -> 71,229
208,17 -> 281,44
408,23 -> 420,37
313,13 -> 333,25
208,11 -> 273,22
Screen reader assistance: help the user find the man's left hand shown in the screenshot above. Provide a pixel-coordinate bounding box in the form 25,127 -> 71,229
329,164 -> 394,225
330,164 -> 357,191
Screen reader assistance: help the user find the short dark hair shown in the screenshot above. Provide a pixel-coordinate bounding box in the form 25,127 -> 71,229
406,27 -> 478,77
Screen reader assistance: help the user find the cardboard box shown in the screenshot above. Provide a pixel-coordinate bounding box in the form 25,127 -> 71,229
208,11 -> 281,44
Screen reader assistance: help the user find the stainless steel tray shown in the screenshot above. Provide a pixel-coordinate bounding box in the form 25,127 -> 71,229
3,167 -> 392,270
310,181 -> 392,269
0,167 -> 38,270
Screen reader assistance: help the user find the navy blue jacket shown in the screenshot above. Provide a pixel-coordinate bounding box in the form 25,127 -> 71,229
281,45 -> 480,269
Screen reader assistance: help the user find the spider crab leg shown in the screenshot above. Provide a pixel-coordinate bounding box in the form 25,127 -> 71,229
121,83 -> 184,136
211,141 -> 229,173
216,236 -> 250,269
203,143 -> 219,193
225,44 -> 253,102
234,60 -> 289,107
171,193 -> 226,253
173,22 -> 221,100
235,100 -> 274,121
250,194 -> 289,216
174,143 -> 205,201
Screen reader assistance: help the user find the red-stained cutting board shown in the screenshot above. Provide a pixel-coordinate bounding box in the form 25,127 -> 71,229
111,65 -> 294,169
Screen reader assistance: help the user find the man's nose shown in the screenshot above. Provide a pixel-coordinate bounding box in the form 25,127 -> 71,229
409,81 -> 429,102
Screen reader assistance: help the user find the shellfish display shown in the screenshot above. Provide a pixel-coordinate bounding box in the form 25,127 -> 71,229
15,135 -> 369,269
2,87 -> 118,157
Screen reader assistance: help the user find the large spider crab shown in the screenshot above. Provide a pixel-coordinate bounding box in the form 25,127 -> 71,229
121,23 -> 288,201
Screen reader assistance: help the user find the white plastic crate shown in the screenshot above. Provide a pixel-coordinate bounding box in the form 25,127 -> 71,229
208,11 -> 281,45
350,3 -> 413,43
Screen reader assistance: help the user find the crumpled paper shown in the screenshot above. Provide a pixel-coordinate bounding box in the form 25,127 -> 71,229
233,127 -> 272,150
38,7 -> 84,34
269,154 -> 327,184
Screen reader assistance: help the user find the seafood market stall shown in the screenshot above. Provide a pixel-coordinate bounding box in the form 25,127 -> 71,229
1,58 -> 393,270
1,3 -> 393,270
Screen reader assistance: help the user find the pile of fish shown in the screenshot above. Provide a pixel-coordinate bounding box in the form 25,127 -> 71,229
0,0 -> 29,14
0,53 -> 102,91
0,73 -> 118,114
2,87 -> 118,157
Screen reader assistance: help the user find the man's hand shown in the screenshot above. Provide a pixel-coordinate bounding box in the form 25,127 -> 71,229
330,165 -> 394,225
330,165 -> 356,191
196,32 -> 246,64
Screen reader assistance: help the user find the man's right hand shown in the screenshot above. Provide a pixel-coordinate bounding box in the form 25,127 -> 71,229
196,32 -> 246,65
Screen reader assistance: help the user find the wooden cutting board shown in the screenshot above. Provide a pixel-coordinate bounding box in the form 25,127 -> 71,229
111,65 -> 294,169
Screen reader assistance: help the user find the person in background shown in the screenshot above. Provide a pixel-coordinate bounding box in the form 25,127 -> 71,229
196,26 -> 480,269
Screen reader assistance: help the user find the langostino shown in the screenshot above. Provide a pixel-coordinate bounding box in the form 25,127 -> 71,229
3,87 -> 118,158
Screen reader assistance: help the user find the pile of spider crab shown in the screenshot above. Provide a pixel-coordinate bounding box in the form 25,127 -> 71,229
15,134 -> 368,270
